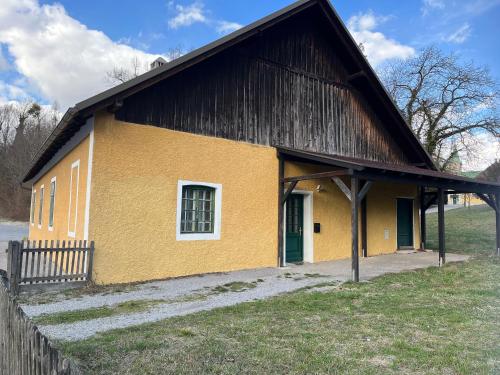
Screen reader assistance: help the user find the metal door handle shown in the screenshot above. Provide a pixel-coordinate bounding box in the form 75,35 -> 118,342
299,227 -> 302,236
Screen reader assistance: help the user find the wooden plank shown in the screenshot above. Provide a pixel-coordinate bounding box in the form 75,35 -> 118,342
438,188 -> 445,266
476,193 -> 496,211
47,240 -> 54,278
361,195 -> 367,257
282,181 -> 298,204
58,240 -> 66,281
87,241 -> 94,283
496,193 -> 500,257
282,169 -> 348,183
52,240 -> 60,279
331,176 -> 351,201
351,177 -> 359,281
420,187 -> 426,250
65,240 -> 71,282
75,242 -> 82,281
357,180 -> 372,201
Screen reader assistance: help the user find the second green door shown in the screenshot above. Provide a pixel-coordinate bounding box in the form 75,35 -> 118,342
285,194 -> 304,263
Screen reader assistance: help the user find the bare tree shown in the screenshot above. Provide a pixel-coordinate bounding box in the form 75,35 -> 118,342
105,56 -> 147,85
105,46 -> 186,86
381,46 -> 499,169
0,102 -> 58,220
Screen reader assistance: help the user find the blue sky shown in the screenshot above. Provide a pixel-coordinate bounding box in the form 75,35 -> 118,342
0,0 -> 499,168
1,0 -> 499,108
47,0 -> 500,77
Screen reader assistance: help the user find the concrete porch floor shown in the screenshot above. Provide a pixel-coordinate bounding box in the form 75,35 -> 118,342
286,251 -> 469,281
21,251 -> 469,341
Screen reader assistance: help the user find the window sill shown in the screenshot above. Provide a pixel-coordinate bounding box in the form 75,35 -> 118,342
176,232 -> 221,241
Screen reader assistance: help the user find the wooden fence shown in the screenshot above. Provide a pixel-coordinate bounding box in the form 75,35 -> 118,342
7,240 -> 94,295
0,270 -> 81,374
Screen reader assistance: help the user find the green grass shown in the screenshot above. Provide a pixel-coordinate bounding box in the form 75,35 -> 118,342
33,299 -> 166,325
426,205 -> 496,256
57,205 -> 500,374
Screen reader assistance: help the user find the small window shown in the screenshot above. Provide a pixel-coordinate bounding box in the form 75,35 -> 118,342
181,186 -> 215,233
30,189 -> 36,225
48,177 -> 56,230
38,185 -> 44,227
176,180 -> 222,241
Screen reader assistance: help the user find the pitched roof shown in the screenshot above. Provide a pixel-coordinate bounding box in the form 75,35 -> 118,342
22,0 -> 436,183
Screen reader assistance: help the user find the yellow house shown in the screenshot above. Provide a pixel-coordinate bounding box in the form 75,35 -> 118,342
22,0 -> 500,284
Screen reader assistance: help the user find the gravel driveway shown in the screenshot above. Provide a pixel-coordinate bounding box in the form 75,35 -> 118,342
20,251 -> 469,341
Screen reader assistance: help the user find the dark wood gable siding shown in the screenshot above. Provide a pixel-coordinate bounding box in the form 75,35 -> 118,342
116,9 -> 409,164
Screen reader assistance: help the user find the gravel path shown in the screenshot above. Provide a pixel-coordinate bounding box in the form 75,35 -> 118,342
21,252 -> 469,341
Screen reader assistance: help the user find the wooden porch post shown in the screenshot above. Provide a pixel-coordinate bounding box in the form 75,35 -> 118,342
496,192 -> 500,257
277,156 -> 285,267
437,188 -> 445,266
361,197 -> 367,257
420,187 -> 426,250
351,177 -> 359,281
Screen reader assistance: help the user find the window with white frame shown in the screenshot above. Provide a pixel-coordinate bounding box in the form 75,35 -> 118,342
176,180 -> 222,241
48,177 -> 56,230
68,160 -> 80,237
30,189 -> 36,225
38,185 -> 44,227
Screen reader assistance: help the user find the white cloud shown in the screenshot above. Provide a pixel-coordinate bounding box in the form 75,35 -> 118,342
444,23 -> 471,44
0,47 -> 9,71
168,2 -> 207,29
216,21 -> 242,35
421,0 -> 445,16
0,81 -> 30,104
0,0 -> 160,111
347,12 -> 415,67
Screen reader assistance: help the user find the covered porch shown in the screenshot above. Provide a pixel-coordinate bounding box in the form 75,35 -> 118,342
277,147 -> 500,282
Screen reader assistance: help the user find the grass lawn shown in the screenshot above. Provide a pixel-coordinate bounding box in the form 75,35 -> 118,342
60,207 -> 500,374
426,205 -> 496,256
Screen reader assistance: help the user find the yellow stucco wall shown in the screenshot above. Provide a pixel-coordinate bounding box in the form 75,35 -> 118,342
28,111 -> 424,285
88,112 -> 278,284
285,162 -> 421,261
29,136 -> 90,243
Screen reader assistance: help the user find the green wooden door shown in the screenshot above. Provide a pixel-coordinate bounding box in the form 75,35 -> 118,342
286,194 -> 304,263
397,198 -> 414,248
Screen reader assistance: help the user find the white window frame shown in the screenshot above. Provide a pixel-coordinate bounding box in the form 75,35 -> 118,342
176,180 -> 222,241
48,176 -> 57,232
67,160 -> 80,238
38,185 -> 44,229
30,188 -> 36,226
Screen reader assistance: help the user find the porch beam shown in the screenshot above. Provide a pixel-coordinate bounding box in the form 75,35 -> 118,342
357,180 -> 373,201
476,193 -> 497,211
438,188 -> 445,266
351,176 -> 360,282
420,187 -> 426,250
496,193 -> 500,256
282,169 -> 349,183
424,194 -> 438,211
331,177 -> 352,201
352,170 -> 499,195
282,181 -> 298,205
361,196 -> 367,258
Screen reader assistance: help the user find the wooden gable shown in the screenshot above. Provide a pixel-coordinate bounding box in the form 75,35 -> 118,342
115,6 -> 410,164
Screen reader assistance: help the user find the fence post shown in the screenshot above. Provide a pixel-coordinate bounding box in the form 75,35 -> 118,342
7,241 -> 21,296
86,241 -> 95,283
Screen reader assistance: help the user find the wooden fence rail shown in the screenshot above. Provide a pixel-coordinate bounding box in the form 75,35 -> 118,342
7,240 -> 94,295
0,270 -> 81,374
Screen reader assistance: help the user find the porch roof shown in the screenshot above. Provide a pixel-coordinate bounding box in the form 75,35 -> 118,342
277,146 -> 500,195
